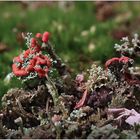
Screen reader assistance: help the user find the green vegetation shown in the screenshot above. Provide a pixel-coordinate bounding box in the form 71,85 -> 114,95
0,1 -> 140,99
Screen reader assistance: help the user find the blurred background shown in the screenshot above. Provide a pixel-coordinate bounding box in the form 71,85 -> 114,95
0,1 -> 140,99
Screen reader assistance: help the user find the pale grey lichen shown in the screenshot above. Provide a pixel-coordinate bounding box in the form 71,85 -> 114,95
86,64 -> 107,91
21,72 -> 38,82
114,33 -> 140,56
69,109 -> 87,121
24,32 -> 32,48
4,73 -> 14,85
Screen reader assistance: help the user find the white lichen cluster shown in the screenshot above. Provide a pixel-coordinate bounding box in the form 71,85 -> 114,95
22,72 -> 38,82
114,34 -> 140,56
86,64 -> 107,91
68,109 -> 87,121
24,32 -> 32,48
107,69 -> 118,83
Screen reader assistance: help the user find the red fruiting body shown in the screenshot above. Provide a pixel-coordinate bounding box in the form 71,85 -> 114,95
105,57 -> 119,69
13,56 -> 23,63
30,38 -> 42,53
31,38 -> 37,48
74,89 -> 88,109
33,55 -> 51,78
31,38 -> 36,44
105,57 -> 131,69
42,32 -> 50,43
44,68 -> 49,73
12,31 -> 51,78
36,57 -> 47,65
12,53 -> 51,78
41,55 -> 51,67
105,56 -> 138,85
25,59 -> 36,72
31,47 -> 41,54
12,64 -> 28,76
34,66 -> 46,78
36,33 -> 42,38
23,49 -> 30,58
119,56 -> 130,63
38,72 -> 46,78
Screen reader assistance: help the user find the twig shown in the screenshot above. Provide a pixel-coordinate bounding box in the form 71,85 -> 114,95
45,75 -> 59,106
45,98 -> 61,139
16,98 -> 28,115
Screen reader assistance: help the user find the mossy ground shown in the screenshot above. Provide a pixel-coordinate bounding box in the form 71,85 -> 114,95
0,1 -> 140,101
